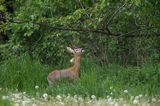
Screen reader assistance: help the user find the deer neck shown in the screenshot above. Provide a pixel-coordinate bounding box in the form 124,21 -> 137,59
73,55 -> 81,72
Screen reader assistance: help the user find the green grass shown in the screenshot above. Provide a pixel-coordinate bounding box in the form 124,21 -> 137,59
0,91 -> 13,106
0,99 -> 12,106
0,54 -> 160,99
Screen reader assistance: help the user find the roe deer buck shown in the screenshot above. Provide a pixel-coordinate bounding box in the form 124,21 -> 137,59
47,46 -> 84,85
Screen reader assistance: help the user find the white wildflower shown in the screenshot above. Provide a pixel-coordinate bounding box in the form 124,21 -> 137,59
135,96 -> 139,100
78,97 -> 83,102
133,99 -> 139,104
138,94 -> 143,98
15,100 -> 21,103
123,104 -> 127,106
110,87 -> 113,90
109,101 -> 115,105
91,95 -> 96,99
107,97 -> 112,103
43,93 -> 48,99
14,93 -> 21,99
23,92 -> 26,95
145,94 -> 148,97
73,98 -> 78,103
123,90 -> 128,93
42,93 -> 48,101
22,101 -> 26,106
106,95 -> 110,99
152,98 -> 156,102
35,85 -> 39,89
66,95 -> 71,100
59,102 -> 64,105
11,97 -> 15,101
2,96 -> 8,100
114,102 -> 118,106
87,100 -> 92,104
56,95 -> 61,101
31,98 -> 35,101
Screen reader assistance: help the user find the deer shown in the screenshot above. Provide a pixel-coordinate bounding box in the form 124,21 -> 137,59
47,46 -> 84,86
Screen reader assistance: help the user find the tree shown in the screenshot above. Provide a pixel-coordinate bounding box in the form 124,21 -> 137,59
1,0 -> 160,65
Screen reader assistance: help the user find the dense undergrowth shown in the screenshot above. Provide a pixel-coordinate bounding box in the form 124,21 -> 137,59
0,54 -> 160,99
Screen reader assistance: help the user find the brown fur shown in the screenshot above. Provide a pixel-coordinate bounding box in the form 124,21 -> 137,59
47,47 -> 83,86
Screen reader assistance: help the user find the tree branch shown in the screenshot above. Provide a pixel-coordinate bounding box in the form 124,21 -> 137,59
120,26 -> 158,37
8,19 -> 160,37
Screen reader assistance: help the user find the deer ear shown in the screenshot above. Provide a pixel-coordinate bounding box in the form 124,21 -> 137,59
66,47 -> 74,53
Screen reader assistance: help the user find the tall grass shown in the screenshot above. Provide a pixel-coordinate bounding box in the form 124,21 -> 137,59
0,91 -> 13,106
0,54 -> 51,94
0,55 -> 160,98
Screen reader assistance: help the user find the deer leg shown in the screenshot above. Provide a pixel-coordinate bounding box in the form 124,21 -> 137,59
47,78 -> 57,86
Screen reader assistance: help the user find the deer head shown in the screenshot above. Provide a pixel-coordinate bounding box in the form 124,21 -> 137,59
66,46 -> 84,56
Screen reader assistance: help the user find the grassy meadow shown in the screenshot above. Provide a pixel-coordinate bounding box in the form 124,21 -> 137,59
0,54 -> 160,105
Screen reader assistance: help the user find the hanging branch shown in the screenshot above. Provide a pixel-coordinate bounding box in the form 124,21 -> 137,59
2,17 -> 159,37
119,26 -> 159,37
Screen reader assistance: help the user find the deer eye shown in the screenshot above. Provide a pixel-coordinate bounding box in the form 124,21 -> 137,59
76,49 -> 81,52
74,49 -> 77,52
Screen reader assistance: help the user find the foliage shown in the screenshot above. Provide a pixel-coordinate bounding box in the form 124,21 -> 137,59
0,1 -> 7,33
0,0 -> 159,65
0,54 -> 51,93
0,55 -> 160,98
